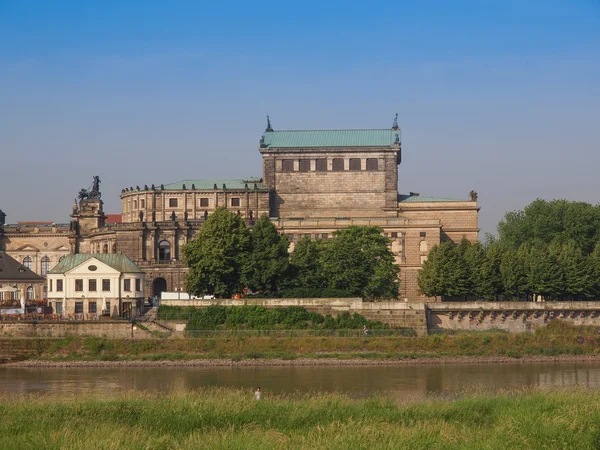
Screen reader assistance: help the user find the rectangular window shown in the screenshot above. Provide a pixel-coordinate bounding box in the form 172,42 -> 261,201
282,160 -> 294,172
366,158 -> 378,171
332,158 -> 344,171
299,160 -> 310,172
75,302 -> 84,314
140,199 -> 145,208
75,279 -> 83,292
135,278 -> 141,291
231,198 -> 240,207
133,200 -> 137,209
105,301 -> 111,314
420,232 -> 427,237
56,279 -> 63,292
49,279 -> 53,292
321,233 -> 329,239
102,279 -> 110,291
89,302 -> 97,314
349,158 -> 361,171
89,279 -> 97,291
315,159 -> 327,172
124,279 -> 131,292
169,198 -> 178,208
200,198 -> 209,207
391,232 -> 398,238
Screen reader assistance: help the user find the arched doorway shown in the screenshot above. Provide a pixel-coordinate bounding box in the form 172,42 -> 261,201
152,277 -> 167,299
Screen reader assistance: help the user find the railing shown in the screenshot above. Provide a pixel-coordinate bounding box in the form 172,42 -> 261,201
0,313 -> 130,322
184,328 -> 416,338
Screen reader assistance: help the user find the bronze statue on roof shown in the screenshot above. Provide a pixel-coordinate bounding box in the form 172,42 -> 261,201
78,176 -> 102,201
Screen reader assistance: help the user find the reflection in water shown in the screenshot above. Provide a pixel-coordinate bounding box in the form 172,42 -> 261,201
2,362 -> 600,398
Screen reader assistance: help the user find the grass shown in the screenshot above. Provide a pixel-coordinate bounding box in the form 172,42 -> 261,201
0,388 -> 600,449
4,321 -> 600,363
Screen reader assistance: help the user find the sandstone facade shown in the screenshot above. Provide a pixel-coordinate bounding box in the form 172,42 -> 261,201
0,120 -> 479,304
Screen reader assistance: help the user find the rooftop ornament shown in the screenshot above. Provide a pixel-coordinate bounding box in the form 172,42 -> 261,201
260,135 -> 266,147
265,115 -> 273,132
144,184 -> 148,190
213,183 -> 218,189
469,190 -> 478,201
182,184 -> 186,190
392,113 -> 399,130
136,186 -> 140,191
160,184 -> 164,190
78,176 -> 102,201
151,184 -> 155,190
394,133 -> 400,145
191,184 -> 195,190
245,183 -> 249,189
223,183 -> 226,189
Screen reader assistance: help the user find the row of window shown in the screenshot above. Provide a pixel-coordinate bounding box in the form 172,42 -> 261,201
128,197 -> 240,210
281,158 -> 379,172
49,278 -> 141,292
74,301 -> 102,314
22,256 -> 51,276
0,286 -> 35,301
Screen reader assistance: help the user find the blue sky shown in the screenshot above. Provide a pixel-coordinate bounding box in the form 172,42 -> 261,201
1,1 -> 599,236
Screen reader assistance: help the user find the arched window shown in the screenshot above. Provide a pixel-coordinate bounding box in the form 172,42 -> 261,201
23,256 -> 32,269
103,244 -> 108,254
349,158 -> 361,171
158,240 -> 171,262
41,256 -> 50,276
112,243 -> 117,253
26,286 -> 34,301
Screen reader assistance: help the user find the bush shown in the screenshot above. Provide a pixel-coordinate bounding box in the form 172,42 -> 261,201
180,306 -> 389,331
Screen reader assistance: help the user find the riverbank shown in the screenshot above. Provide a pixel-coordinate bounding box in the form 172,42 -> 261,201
1,388 -> 599,449
2,321 -> 599,366
7,354 -> 600,367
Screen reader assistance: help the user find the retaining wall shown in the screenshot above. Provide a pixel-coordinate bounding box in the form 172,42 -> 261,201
0,322 -> 153,339
161,298 -> 428,335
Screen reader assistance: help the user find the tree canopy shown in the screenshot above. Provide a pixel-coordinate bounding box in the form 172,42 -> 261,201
184,207 -> 251,298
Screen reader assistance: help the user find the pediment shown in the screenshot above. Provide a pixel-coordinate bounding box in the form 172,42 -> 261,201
53,245 -> 71,252
15,245 -> 39,252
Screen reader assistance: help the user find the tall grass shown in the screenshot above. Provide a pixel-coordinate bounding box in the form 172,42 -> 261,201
6,321 -> 600,362
0,388 -> 599,449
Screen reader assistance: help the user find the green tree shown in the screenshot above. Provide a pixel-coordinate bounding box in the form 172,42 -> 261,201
591,244 -> 600,298
556,241 -> 594,300
242,215 -> 290,293
527,242 -> 563,300
500,247 -> 528,299
183,207 -> 251,298
498,199 -> 600,254
288,236 -> 326,292
418,240 -> 469,298
320,226 -> 400,299
480,241 -> 504,299
464,240 -> 486,296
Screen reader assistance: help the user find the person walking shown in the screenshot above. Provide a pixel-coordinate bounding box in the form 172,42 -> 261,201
254,387 -> 261,400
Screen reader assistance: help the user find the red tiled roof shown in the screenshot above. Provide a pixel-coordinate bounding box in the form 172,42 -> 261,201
105,214 -> 122,224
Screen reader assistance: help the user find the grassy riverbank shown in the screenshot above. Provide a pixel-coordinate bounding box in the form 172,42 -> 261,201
1,388 -> 600,449
5,321 -> 600,364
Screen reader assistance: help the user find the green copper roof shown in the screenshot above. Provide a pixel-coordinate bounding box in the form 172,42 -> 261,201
162,178 -> 267,190
48,254 -> 144,274
262,129 -> 401,148
398,194 -> 463,203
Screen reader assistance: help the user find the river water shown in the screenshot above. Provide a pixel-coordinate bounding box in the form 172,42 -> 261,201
2,362 -> 600,398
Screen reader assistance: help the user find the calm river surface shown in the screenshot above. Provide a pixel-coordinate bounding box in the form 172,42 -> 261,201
3,362 -> 600,398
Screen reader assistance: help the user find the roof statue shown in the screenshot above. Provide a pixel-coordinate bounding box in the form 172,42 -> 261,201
392,113 -> 399,130
469,190 -> 478,201
394,133 -> 400,145
265,115 -> 273,132
0,209 -> 5,226
78,176 -> 102,201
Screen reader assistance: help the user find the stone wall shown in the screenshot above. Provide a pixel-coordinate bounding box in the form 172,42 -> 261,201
0,321 -> 153,339
428,302 -> 600,333
160,297 -> 428,335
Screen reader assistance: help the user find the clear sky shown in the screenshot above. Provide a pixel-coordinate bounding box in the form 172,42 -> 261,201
1,1 -> 599,236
